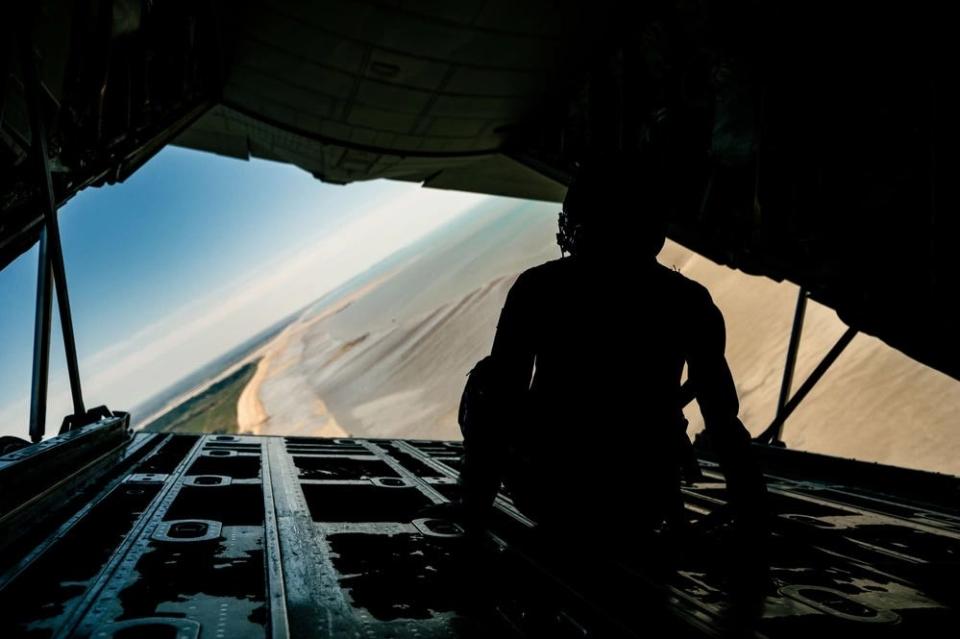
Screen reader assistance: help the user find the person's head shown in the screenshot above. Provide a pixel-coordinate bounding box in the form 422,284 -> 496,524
558,154 -> 669,261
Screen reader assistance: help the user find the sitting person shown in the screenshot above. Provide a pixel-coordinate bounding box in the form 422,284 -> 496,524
458,157 -> 767,545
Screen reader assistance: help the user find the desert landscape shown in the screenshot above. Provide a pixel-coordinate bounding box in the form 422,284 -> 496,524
213,197 -> 960,476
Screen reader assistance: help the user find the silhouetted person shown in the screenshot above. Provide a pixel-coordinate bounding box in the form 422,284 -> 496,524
458,157 -> 767,548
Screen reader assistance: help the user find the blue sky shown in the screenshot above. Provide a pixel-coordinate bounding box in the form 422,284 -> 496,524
0,146 -> 487,437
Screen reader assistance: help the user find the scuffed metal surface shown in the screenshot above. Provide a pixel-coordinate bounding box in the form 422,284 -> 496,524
0,433 -> 958,637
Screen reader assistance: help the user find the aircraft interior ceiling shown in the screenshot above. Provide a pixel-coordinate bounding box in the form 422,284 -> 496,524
1,1 -> 955,379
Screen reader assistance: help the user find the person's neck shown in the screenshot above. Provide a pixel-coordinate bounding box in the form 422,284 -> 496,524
577,253 -> 658,271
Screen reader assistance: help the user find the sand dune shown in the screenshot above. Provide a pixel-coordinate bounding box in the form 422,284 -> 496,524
658,242 -> 960,475
252,272 -> 519,440
241,203 -> 960,476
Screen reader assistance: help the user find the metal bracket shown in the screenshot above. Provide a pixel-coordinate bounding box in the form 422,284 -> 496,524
151,519 -> 223,543
370,477 -> 413,488
412,518 -> 465,538
183,475 -> 233,487
202,449 -> 238,458
125,473 -> 169,484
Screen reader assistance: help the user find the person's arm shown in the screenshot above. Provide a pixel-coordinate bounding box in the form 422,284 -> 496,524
459,273 -> 537,518
489,273 -> 538,393
687,288 -> 767,528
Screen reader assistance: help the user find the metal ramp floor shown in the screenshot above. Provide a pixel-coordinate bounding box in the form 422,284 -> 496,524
1,419 -> 958,638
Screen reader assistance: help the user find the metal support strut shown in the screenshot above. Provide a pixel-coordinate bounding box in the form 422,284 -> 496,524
22,35 -> 86,442
771,288 -> 809,445
28,230 -> 54,443
757,325 -> 858,445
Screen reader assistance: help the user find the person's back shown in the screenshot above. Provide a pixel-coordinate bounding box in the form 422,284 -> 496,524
489,258 -> 692,519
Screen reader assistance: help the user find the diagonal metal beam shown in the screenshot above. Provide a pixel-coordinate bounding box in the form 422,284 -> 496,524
757,326 -> 858,444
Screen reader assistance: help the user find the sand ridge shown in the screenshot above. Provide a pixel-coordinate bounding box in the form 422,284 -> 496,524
235,268 -> 405,436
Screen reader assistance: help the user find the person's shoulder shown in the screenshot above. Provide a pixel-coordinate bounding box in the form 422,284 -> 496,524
654,263 -> 708,294
501,259 -> 567,308
653,263 -> 715,308
526,257 -> 570,277
513,258 -> 570,288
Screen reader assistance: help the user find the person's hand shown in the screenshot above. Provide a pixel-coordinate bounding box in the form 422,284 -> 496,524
694,505 -> 772,597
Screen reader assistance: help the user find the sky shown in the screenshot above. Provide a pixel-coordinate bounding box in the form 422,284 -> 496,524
0,146 -> 487,438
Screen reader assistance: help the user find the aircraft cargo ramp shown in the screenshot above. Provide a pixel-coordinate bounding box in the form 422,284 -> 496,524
1,416 -> 957,638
